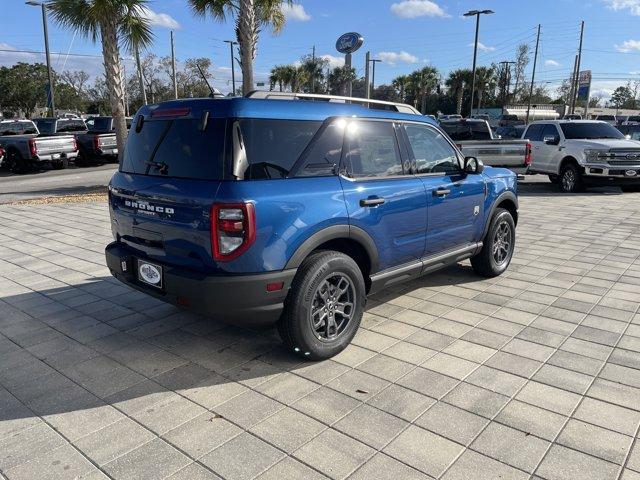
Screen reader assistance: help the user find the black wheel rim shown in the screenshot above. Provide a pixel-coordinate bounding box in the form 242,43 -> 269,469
493,220 -> 513,265
562,169 -> 575,191
310,273 -> 355,341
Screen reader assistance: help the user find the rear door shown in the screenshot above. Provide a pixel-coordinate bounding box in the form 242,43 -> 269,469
402,122 -> 486,256
339,119 -> 427,271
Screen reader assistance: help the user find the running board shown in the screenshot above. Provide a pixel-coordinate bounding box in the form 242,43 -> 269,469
368,243 -> 482,294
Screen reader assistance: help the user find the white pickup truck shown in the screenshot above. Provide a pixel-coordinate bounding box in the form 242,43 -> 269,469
524,120 -> 640,192
439,118 -> 531,174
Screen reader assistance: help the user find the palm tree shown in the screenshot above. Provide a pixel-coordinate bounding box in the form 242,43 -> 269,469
472,66 -> 496,110
47,0 -> 152,153
408,67 -> 438,114
392,75 -> 409,102
446,69 -> 471,115
269,65 -> 288,91
189,0 -> 291,95
328,66 -> 356,96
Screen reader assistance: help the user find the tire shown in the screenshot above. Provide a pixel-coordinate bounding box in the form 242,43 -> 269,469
8,150 -> 30,174
75,151 -> 89,167
278,251 -> 366,360
51,158 -> 69,170
559,163 -> 584,193
471,208 -> 516,277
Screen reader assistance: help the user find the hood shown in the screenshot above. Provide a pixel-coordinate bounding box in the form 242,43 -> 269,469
566,138 -> 640,150
482,166 -> 516,179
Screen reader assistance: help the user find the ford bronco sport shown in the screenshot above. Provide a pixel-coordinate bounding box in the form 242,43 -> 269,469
105,93 -> 518,359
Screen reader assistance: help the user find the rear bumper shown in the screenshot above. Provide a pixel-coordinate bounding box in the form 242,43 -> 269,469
105,242 -> 297,328
34,151 -> 78,162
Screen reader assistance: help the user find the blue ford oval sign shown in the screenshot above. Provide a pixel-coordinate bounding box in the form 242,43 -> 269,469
336,32 -> 364,54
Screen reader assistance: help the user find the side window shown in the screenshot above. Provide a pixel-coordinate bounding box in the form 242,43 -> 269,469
344,121 -> 404,178
295,122 -> 344,177
239,119 -> 321,179
404,124 -> 460,174
541,124 -> 559,139
524,124 -> 544,141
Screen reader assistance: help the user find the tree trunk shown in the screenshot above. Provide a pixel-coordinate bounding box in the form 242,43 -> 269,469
237,0 -> 256,95
100,20 -> 127,154
456,89 -> 463,115
477,89 -> 483,109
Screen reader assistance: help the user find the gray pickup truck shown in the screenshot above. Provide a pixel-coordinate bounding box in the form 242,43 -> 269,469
33,117 -> 87,136
439,118 -> 531,174
0,119 -> 79,173
75,116 -> 131,166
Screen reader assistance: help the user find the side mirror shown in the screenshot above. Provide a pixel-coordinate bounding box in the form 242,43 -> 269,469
543,135 -> 560,145
464,156 -> 484,174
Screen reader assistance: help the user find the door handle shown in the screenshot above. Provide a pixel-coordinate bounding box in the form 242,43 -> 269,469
360,196 -> 386,207
433,188 -> 451,197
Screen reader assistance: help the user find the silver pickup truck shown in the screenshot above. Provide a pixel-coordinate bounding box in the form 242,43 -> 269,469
0,119 -> 78,173
439,119 -> 531,174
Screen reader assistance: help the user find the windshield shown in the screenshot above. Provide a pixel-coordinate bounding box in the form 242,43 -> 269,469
440,121 -> 492,141
560,122 -> 624,140
35,119 -> 55,134
120,117 -> 226,180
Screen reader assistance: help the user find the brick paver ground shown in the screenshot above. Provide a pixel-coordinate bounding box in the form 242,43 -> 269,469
1,185 -> 640,480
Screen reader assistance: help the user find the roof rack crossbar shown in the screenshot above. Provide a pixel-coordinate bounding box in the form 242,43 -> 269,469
245,91 -> 421,115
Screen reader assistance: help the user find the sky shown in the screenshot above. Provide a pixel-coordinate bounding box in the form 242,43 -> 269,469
3,0 -> 640,100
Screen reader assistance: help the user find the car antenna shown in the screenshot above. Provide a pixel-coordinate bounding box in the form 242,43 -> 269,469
196,63 -> 216,98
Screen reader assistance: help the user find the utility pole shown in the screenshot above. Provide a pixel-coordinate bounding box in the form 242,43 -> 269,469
364,51 -> 371,99
224,40 -> 238,95
311,45 -> 316,93
170,30 -> 178,99
26,1 -> 55,116
570,20 -> 585,114
134,45 -> 147,105
568,54 -> 578,115
464,9 -> 494,117
526,24 -> 541,124
370,58 -> 381,96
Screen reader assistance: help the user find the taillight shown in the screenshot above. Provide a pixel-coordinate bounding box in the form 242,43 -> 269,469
93,134 -> 100,151
28,139 -> 37,157
524,141 -> 532,166
210,203 -> 256,261
72,136 -> 78,152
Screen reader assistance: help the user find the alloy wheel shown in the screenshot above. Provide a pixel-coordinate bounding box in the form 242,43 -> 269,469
492,221 -> 512,265
310,273 -> 355,341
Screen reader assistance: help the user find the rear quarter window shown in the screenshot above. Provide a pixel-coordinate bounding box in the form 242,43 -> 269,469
120,117 -> 226,180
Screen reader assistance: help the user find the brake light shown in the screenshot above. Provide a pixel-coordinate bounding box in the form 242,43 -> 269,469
151,107 -> 190,118
28,139 -> 37,157
72,136 -> 78,152
524,141 -> 532,166
210,203 -> 256,261
93,134 -> 100,151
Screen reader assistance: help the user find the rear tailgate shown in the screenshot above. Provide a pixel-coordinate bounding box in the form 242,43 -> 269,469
35,135 -> 77,156
459,140 -> 530,168
109,109 -> 227,273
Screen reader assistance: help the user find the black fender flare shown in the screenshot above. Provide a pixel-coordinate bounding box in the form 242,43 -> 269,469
284,224 -> 379,273
482,190 -> 518,238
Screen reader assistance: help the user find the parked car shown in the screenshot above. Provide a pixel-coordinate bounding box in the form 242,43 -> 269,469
471,114 -> 491,122
623,115 -> 640,125
104,94 -> 519,359
0,119 -> 78,173
564,114 -> 582,120
495,125 -> 526,139
75,116 -> 132,166
439,114 -> 463,121
524,120 -> 640,192
0,144 -> 5,168
33,117 -> 87,136
617,124 -> 640,140
440,118 -> 531,174
594,114 -> 617,125
498,114 -> 524,127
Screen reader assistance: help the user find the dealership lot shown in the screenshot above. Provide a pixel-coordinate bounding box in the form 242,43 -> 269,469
1,186 -> 640,480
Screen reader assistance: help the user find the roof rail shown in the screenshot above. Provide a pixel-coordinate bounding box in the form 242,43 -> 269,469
245,91 -> 421,115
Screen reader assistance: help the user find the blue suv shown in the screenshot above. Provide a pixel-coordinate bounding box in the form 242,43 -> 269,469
105,94 -> 518,359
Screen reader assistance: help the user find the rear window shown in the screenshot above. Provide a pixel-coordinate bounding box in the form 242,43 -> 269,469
440,121 -> 491,141
89,118 -> 113,132
120,117 -> 226,180
596,115 -> 615,121
238,119 -> 321,179
35,119 -> 55,134
0,121 -> 37,135
58,120 -> 86,132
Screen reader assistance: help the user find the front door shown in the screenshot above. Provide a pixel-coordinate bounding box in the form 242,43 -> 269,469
339,119 -> 428,271
401,122 -> 486,257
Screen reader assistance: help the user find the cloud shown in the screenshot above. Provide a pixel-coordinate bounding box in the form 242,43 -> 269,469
604,0 -> 640,15
280,4 -> 311,21
390,0 -> 449,18
377,51 -> 419,65
469,42 -> 495,52
320,54 -> 344,68
545,59 -> 560,67
615,39 -> 640,52
137,6 -> 180,29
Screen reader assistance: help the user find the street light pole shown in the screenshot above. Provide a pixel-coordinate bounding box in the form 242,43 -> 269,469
224,40 -> 238,96
464,9 -> 493,117
370,58 -> 381,96
26,1 -> 55,116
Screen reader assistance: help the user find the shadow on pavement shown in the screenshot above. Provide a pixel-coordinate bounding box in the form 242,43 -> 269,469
0,264 -> 478,422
